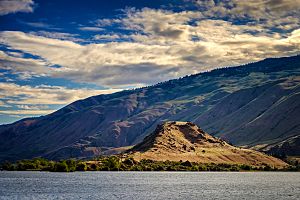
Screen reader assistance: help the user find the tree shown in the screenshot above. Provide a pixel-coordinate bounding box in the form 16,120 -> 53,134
66,159 -> 76,172
1,161 -> 15,171
16,160 -> 37,170
76,162 -> 87,171
53,161 -> 69,172
102,156 -> 121,171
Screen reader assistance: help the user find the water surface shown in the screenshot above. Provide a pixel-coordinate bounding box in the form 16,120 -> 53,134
0,171 -> 299,199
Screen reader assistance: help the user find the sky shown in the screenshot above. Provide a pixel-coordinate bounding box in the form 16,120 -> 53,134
0,0 -> 299,124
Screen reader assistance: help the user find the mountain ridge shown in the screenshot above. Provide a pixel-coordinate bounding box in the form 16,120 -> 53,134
0,55 -> 299,162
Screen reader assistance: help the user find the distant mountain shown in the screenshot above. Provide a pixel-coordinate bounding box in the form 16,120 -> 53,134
259,135 -> 300,158
0,55 -> 299,162
128,121 -> 287,168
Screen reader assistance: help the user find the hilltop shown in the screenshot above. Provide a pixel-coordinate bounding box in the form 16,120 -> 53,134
129,122 -> 287,168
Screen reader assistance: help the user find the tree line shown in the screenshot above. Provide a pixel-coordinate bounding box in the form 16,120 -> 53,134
1,156 -> 299,172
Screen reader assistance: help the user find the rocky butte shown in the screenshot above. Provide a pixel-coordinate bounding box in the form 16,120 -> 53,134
128,121 -> 287,168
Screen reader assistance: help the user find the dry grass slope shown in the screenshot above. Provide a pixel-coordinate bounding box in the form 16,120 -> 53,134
129,122 -> 288,168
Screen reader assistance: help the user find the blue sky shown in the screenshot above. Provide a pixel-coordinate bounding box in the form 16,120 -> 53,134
0,0 -> 300,124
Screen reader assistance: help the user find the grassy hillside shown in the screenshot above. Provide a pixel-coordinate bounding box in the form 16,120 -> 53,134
0,55 -> 299,162
129,122 -> 287,168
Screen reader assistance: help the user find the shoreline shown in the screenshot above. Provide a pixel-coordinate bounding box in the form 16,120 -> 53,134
1,156 -> 299,172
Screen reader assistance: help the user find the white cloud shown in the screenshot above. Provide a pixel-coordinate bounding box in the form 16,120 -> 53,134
93,34 -> 122,40
191,0 -> 300,31
0,0 -> 35,16
0,110 -> 56,115
0,100 -> 11,108
24,22 -> 51,28
95,18 -> 121,27
29,31 -> 84,42
78,26 -> 104,31
0,7 -> 300,88
0,31 -> 194,86
0,50 -> 50,79
16,105 -> 49,110
21,21 -> 61,30
0,82 -> 121,105
0,82 -> 122,116
230,0 -> 300,18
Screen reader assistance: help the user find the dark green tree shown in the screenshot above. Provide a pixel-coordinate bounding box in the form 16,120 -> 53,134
76,162 -> 87,171
53,161 -> 69,172
102,156 -> 121,171
66,159 -> 76,172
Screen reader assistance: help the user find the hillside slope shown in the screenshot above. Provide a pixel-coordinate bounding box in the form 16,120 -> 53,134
129,122 -> 287,168
257,135 -> 300,157
0,55 -> 299,162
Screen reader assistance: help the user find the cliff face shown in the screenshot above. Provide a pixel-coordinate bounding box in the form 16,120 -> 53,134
0,55 -> 299,162
130,122 -> 288,168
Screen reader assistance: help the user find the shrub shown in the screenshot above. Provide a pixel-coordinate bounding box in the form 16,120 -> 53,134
53,161 -> 69,172
263,165 -> 272,171
76,162 -> 87,171
102,156 -> 121,171
181,161 -> 192,167
191,165 -> 199,171
1,161 -> 16,171
43,161 -> 55,171
240,164 -> 251,170
16,160 -> 37,170
123,158 -> 136,166
66,160 -> 76,172
88,163 -> 99,171
198,165 -> 207,171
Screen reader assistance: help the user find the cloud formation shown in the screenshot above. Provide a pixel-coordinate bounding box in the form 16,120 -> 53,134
29,31 -> 84,42
0,82 -> 121,116
0,50 -> 48,80
0,0 -> 35,16
191,0 -> 300,31
93,34 -> 122,41
1,6 -> 299,87
0,109 -> 56,115
78,26 -> 104,31
20,21 -> 62,30
0,82 -> 120,105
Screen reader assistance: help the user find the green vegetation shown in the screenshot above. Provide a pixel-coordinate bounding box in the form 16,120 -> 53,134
1,156 -> 298,172
76,162 -> 87,171
53,161 -> 69,172
1,158 -> 76,172
100,156 -> 121,171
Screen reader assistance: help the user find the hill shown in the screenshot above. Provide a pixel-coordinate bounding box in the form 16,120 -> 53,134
128,122 -> 287,168
0,55 -> 299,162
257,135 -> 300,158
